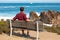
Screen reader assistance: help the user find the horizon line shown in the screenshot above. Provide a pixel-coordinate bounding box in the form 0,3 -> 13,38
0,2 -> 60,3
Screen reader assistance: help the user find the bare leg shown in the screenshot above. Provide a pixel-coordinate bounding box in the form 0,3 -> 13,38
27,30 -> 29,35
27,30 -> 30,37
22,29 -> 24,34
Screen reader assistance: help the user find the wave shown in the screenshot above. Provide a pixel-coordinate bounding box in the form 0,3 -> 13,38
43,23 -> 53,27
0,5 -> 60,8
0,16 -> 13,21
0,6 -> 17,8
0,6 -> 30,8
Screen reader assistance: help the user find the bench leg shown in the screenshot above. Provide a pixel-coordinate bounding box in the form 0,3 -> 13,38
36,21 -> 39,40
10,28 -> 12,36
10,20 -> 12,36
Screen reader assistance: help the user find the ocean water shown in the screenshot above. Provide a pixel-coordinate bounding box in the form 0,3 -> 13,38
0,3 -> 60,19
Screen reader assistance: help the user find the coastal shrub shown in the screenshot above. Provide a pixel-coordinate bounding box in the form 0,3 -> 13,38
55,27 -> 60,34
0,21 -> 10,34
44,26 -> 60,35
44,26 -> 55,32
0,27 -> 2,34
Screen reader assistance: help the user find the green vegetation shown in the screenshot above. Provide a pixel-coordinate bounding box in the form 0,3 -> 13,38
0,20 -> 60,35
44,26 -> 60,35
0,21 -> 10,34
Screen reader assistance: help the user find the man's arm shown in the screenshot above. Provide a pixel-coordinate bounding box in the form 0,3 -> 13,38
23,14 -> 33,22
26,19 -> 33,22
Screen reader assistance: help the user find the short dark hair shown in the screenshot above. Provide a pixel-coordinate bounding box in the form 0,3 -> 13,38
20,7 -> 24,11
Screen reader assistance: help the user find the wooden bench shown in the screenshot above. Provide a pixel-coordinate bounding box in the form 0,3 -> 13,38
7,20 -> 43,40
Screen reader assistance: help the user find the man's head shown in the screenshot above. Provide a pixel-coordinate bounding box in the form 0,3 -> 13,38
20,7 -> 24,11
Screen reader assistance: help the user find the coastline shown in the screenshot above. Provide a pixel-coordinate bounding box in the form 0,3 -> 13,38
0,3 -> 60,40
0,17 -> 13,21
0,12 -> 39,21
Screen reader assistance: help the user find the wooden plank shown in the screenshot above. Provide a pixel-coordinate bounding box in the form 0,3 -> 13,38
6,20 -> 43,31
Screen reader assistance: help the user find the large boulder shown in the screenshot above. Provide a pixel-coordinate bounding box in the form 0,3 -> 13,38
40,10 -> 60,26
29,11 -> 40,21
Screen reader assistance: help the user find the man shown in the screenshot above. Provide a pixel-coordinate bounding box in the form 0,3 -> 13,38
13,7 -> 32,36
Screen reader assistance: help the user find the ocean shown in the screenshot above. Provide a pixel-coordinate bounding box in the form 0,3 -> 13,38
0,3 -> 60,20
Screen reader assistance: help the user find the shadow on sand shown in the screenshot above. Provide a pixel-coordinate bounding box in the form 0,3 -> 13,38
12,31 -> 37,40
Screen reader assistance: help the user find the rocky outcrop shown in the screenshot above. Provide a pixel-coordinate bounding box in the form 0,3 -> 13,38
29,10 -> 60,27
29,11 -> 39,21
40,10 -> 60,26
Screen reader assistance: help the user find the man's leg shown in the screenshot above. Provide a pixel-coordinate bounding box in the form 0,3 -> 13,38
22,29 -> 24,34
27,30 -> 30,37
27,30 -> 29,35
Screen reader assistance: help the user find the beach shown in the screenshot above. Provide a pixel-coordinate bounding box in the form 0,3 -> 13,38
0,3 -> 60,40
0,30 -> 60,40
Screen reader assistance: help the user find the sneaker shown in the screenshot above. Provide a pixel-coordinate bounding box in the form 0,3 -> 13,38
27,34 -> 30,37
22,34 -> 28,37
22,34 -> 26,36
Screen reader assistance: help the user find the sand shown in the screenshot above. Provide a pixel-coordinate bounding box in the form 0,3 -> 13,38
0,30 -> 60,40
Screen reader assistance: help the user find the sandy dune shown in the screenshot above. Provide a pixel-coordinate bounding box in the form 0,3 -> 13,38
0,30 -> 60,40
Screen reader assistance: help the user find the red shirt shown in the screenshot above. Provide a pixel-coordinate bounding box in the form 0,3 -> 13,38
13,11 -> 27,21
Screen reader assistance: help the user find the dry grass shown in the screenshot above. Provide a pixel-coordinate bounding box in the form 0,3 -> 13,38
44,26 -> 60,35
0,21 -> 10,34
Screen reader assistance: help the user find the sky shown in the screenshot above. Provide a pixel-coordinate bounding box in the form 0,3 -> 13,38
0,0 -> 60,3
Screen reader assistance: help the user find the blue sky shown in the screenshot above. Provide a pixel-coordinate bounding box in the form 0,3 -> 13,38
0,0 -> 60,3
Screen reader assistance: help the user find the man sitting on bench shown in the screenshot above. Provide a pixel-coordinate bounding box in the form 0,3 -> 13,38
13,7 -> 32,36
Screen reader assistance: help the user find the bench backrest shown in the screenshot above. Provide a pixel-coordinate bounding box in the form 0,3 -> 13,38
6,20 -> 43,31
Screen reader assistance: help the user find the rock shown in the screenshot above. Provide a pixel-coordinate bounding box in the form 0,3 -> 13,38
40,10 -> 60,26
29,11 -> 39,21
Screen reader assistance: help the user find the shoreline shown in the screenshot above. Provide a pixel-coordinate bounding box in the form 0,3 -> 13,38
0,12 -> 39,21
0,17 -> 13,21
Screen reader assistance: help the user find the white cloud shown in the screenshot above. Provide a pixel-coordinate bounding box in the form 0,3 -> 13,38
0,0 -> 60,3
0,0 -> 19,3
18,0 -> 40,3
41,0 -> 60,3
